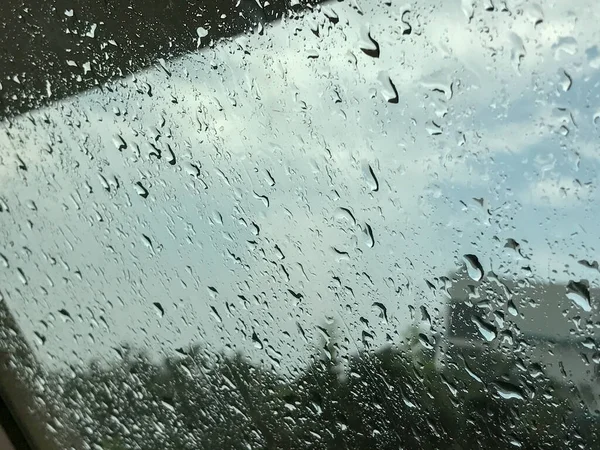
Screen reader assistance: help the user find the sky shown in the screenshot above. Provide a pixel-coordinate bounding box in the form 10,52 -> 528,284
1,0 -> 600,375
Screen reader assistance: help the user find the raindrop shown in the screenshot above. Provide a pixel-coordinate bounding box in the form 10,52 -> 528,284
508,32 -> 526,72
553,36 -> 578,61
421,74 -> 453,101
274,245 -> 285,260
85,23 -> 97,38
463,254 -> 484,281
418,333 -> 434,349
157,58 -> 171,77
135,182 -> 149,199
183,161 -> 201,177
17,268 -> 27,285
334,207 -> 356,225
507,300 -> 518,316
252,331 -> 263,349
524,3 -> 544,26
210,306 -> 222,323
362,223 -> 375,248
559,69 -> 572,92
153,302 -> 165,317
420,306 -> 432,329
34,331 -> 46,345
196,27 -> 209,48
362,162 -> 379,192
58,309 -> 72,321
492,381 -> 525,401
322,6 -> 339,24
288,289 -> 303,301
461,0 -> 474,22
359,25 -> 380,58
504,239 -> 520,252
211,210 -> 223,225
425,120 -> 442,136
377,71 -> 398,103
566,280 -> 591,312
471,315 -> 497,341
578,259 -> 598,270
371,302 -> 388,322
141,234 -> 153,250
98,175 -> 109,192
461,355 -> 483,384
400,8 -> 412,35
112,134 -> 126,151
166,145 -> 176,165
264,170 -> 275,187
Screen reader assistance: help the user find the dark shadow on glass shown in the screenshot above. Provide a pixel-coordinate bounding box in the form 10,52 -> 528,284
0,0 -> 320,119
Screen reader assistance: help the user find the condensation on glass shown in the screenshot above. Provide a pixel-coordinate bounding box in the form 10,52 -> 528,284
1,0 -> 600,449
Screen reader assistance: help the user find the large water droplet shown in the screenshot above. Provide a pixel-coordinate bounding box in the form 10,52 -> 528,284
493,381 -> 525,401
153,302 -> 165,317
359,25 -> 380,58
471,315 -> 497,342
377,71 -> 398,103
463,254 -> 484,281
508,32 -> 526,72
362,162 -> 379,192
333,207 -> 356,225
566,280 -> 591,312
362,223 -> 375,248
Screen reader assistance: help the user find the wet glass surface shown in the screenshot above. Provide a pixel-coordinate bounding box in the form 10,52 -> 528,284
1,0 -> 600,448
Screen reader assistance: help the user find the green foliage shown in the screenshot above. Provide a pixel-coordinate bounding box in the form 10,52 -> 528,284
49,339 -> 599,450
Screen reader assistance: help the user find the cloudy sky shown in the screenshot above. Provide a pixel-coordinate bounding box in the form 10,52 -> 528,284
1,0 -> 599,374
